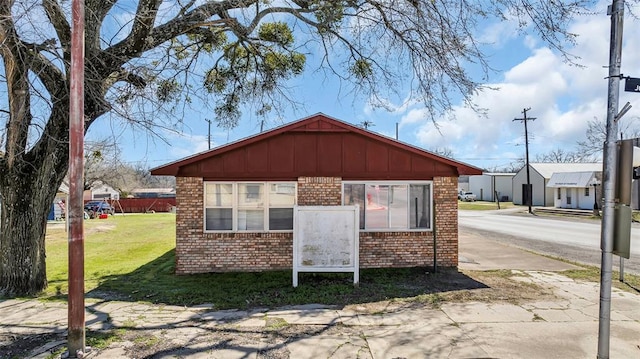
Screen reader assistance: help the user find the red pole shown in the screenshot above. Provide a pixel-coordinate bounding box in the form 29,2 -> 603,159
68,0 -> 85,356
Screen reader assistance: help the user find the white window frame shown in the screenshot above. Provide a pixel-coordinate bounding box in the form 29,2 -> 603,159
204,181 -> 297,233
204,182 -> 234,231
342,180 -> 433,232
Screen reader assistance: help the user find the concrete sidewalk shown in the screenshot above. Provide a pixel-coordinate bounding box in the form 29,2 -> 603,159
2,233 -> 640,358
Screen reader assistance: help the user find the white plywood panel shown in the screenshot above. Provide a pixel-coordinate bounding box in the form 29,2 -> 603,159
293,205 -> 359,287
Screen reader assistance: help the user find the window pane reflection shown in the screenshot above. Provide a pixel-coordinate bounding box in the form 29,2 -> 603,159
410,184 -> 430,229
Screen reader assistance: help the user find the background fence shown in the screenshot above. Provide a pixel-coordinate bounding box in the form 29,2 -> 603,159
112,198 -> 176,213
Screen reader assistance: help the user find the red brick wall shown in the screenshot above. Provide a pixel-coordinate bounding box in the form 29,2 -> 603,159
434,176 -> 459,267
297,176 -> 342,205
174,176 -> 458,274
175,177 -> 204,274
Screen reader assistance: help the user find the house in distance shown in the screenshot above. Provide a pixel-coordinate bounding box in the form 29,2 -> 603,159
151,113 -> 482,275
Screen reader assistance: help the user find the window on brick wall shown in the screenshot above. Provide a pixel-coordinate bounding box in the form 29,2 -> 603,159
204,182 -> 296,231
269,183 -> 296,230
237,183 -> 264,230
343,181 -> 432,231
205,183 -> 233,230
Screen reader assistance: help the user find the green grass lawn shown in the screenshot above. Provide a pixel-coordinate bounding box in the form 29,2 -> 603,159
43,214 -> 535,309
42,213 -> 640,310
46,214 -> 176,297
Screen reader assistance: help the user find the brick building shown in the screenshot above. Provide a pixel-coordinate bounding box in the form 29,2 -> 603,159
151,113 -> 482,274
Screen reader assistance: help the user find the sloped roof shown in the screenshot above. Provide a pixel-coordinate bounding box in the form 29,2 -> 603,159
151,113 -> 482,179
482,172 -> 516,177
547,171 -> 598,188
529,163 -> 602,179
58,182 -> 69,194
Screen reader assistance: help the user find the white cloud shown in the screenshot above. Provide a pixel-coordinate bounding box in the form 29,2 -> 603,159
364,95 -> 420,116
503,48 -> 562,85
399,108 -> 429,127
477,14 -> 520,47
392,7 -> 640,170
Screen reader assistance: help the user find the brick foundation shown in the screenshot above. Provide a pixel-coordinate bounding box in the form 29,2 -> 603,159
174,176 -> 458,274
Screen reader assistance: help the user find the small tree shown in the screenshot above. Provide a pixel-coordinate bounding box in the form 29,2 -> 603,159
0,1 -> 595,295
430,147 -> 454,158
534,147 -> 589,163
576,116 -> 640,159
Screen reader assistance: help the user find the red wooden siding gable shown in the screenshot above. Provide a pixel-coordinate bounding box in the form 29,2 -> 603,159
151,113 -> 482,179
288,117 -> 349,132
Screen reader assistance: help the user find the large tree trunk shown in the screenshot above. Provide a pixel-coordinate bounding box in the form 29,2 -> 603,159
0,111 -> 70,296
0,177 -> 51,295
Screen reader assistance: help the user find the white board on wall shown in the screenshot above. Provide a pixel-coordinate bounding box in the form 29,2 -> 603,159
292,205 -> 359,287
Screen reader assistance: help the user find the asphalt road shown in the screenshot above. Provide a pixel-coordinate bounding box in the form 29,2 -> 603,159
458,209 -> 640,275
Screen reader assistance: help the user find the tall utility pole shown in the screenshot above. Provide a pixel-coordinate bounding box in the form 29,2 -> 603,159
205,118 -> 212,150
68,0 -> 86,356
598,1 -> 625,358
513,108 -> 536,214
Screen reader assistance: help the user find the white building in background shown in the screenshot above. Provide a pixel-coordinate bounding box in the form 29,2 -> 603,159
468,173 -> 515,202
512,163 -> 602,207
546,171 -> 602,210
458,175 -> 470,192
87,181 -> 120,200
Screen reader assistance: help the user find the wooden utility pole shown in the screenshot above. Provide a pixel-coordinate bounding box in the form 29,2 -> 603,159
68,0 -> 86,356
513,108 -> 536,214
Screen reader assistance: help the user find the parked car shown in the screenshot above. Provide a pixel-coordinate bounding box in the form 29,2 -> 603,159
84,201 -> 114,216
458,191 -> 477,202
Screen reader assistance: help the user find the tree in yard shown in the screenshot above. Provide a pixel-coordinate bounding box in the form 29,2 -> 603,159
82,139 -> 122,190
575,116 -> 640,160
0,1 -> 596,295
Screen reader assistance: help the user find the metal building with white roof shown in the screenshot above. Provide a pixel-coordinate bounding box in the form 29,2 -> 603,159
512,163 -> 602,207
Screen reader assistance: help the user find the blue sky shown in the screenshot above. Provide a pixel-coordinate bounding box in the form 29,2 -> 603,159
85,1 -> 640,172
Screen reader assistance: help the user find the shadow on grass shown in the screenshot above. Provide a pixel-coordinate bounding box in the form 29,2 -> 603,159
90,249 -> 489,310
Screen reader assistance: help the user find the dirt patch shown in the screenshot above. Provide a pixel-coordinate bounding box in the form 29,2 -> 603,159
0,332 -> 64,358
116,324 -> 347,359
344,270 -> 556,315
441,270 -> 556,303
85,223 -> 116,234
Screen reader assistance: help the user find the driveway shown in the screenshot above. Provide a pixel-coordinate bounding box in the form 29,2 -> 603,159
459,229 -> 583,271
